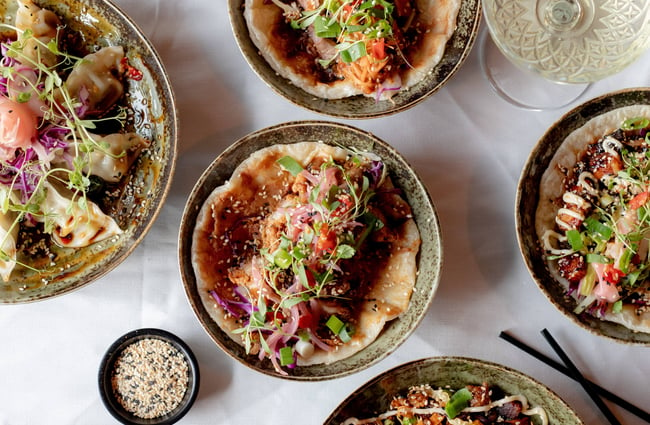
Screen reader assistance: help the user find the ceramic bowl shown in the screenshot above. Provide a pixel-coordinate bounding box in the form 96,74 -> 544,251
516,88 -> 650,344
227,0 -> 481,119
0,0 -> 177,303
324,356 -> 584,424
178,121 -> 442,380
98,328 -> 200,425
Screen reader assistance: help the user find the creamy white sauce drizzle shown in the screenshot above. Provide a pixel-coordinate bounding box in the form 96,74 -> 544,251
555,191 -> 590,230
577,171 -> 598,196
341,395 -> 548,425
602,136 -> 622,156
542,229 -> 573,256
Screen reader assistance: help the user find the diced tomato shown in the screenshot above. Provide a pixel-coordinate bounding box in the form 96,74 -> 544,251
316,224 -> 337,254
298,312 -> 313,329
603,264 -> 625,285
629,191 -> 649,209
371,38 -> 386,60
304,268 -> 317,289
332,194 -> 353,217
267,309 -> 285,322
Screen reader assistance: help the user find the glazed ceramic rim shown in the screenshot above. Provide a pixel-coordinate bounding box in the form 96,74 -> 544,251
0,0 -> 178,303
227,0 -> 482,119
178,120 -> 443,380
324,356 -> 585,424
515,88 -> 650,345
98,328 -> 200,425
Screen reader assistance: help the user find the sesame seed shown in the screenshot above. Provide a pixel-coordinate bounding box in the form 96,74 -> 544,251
111,338 -> 189,419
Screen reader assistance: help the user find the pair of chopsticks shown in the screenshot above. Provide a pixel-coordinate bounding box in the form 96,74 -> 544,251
500,329 -> 650,424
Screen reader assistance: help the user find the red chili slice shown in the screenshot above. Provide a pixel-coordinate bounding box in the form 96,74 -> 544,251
629,191 -> 649,209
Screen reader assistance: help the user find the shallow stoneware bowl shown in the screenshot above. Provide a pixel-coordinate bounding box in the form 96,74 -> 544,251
324,357 -> 584,424
0,0 -> 177,303
516,88 -> 650,344
227,0 -> 481,119
178,121 -> 442,380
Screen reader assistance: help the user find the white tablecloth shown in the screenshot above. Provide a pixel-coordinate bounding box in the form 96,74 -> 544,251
1,1 -> 649,424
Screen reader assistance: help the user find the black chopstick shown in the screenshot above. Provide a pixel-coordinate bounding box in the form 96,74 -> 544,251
499,330 -> 650,424
540,329 -> 621,425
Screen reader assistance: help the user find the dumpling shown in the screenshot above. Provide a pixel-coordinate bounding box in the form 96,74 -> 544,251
55,132 -> 149,183
38,180 -> 122,248
85,133 -> 149,182
0,188 -> 18,282
63,46 -> 125,117
15,0 -> 61,68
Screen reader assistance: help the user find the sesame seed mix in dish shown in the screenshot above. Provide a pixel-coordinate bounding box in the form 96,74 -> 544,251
191,142 -> 421,374
341,382 -> 548,425
244,0 -> 461,101
111,338 -> 189,420
0,0 -> 150,283
536,106 -> 650,333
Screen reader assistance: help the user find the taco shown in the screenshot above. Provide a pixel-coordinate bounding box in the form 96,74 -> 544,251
536,105 -> 650,333
243,0 -> 461,100
191,142 -> 420,374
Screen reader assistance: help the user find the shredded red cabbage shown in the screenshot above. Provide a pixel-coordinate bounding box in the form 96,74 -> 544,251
368,160 -> 384,187
209,289 -> 255,319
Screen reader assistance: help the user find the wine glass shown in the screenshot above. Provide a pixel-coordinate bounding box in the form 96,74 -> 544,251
481,0 -> 650,110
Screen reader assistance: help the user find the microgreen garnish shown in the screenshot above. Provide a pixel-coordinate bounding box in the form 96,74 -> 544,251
551,117 -> 650,315
0,22 -> 132,274
282,0 -> 397,67
231,151 -> 386,372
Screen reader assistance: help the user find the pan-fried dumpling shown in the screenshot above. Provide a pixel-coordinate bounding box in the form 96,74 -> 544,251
55,132 -> 149,183
15,0 -> 61,68
63,46 -> 125,117
0,188 -> 18,282
86,133 -> 149,182
38,180 -> 122,248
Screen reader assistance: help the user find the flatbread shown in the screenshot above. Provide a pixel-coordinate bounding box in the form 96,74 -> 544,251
243,0 -> 461,99
536,105 -> 650,333
191,142 -> 420,368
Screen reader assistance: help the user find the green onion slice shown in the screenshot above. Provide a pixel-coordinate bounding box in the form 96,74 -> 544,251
586,253 -> 610,264
584,217 -> 613,241
273,249 -> 292,269
621,117 -> 650,130
444,387 -> 472,419
277,156 -> 304,176
279,346 -> 294,366
326,314 -> 345,335
339,326 -> 352,343
566,229 -> 583,251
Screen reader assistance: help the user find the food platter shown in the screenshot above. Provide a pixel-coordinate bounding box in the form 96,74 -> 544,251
178,121 -> 442,380
0,0 -> 177,303
228,0 -> 481,118
516,88 -> 650,344
324,357 -> 584,424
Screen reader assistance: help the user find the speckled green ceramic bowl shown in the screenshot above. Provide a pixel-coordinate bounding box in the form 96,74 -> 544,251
516,88 -> 650,344
324,357 -> 584,425
0,0 -> 177,303
227,0 -> 481,119
178,121 -> 442,380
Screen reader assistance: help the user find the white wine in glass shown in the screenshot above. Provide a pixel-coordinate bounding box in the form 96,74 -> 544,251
481,0 -> 650,110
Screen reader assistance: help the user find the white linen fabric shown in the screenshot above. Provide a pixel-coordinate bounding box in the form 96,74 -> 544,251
0,1 -> 648,424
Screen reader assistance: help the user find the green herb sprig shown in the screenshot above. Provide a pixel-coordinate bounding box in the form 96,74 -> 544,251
0,24 -> 129,273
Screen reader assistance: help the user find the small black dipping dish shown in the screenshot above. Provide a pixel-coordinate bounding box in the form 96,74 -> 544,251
98,328 -> 200,424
